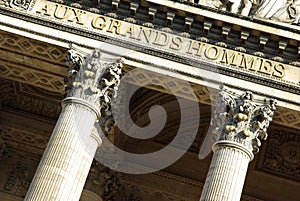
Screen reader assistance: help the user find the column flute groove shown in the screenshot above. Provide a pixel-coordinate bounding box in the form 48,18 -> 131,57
200,87 -> 277,201
25,49 -> 123,201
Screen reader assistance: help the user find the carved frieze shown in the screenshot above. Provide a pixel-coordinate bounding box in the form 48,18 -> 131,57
4,161 -> 32,196
0,147 -> 40,197
122,193 -> 142,201
257,127 -> 300,181
84,161 -> 121,201
197,0 -> 300,25
0,137 -> 6,161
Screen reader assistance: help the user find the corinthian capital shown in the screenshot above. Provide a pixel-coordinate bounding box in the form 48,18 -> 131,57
65,48 -> 124,122
212,87 -> 277,154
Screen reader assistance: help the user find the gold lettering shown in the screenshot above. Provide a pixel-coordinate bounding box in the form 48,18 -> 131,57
259,60 -> 273,75
187,41 -> 204,56
153,31 -> 170,46
68,9 -> 86,25
121,24 -> 135,38
54,4 -> 70,20
239,54 -> 256,71
91,16 -> 107,30
204,45 -> 220,60
170,37 -> 182,50
36,2 -> 51,16
35,2 -> 289,81
107,19 -> 121,34
273,64 -> 285,78
137,27 -> 155,43
220,49 -> 239,66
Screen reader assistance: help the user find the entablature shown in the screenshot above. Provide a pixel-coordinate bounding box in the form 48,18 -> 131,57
0,0 -> 299,128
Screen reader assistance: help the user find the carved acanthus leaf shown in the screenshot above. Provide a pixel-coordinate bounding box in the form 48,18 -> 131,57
212,88 -> 277,153
66,49 -> 123,109
98,59 -> 124,136
66,48 -> 124,135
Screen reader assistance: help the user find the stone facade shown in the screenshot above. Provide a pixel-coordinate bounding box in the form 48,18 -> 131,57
0,0 -> 299,201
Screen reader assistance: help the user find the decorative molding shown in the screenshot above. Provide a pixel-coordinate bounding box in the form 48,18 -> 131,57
0,79 -> 62,119
273,107 -> 300,131
122,66 -> 211,105
212,87 -> 277,154
122,67 -> 300,132
0,127 -> 49,150
0,30 -> 67,64
257,126 -> 300,181
0,58 -> 65,93
0,29 -> 67,93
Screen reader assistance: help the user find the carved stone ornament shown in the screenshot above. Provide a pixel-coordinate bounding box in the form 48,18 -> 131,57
0,137 -> 6,160
211,87 -> 277,154
258,128 -> 300,181
0,0 -> 34,10
271,0 -> 300,25
193,0 -> 300,25
84,161 -> 121,201
65,48 -> 124,136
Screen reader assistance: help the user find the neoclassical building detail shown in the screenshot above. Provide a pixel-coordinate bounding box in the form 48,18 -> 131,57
212,88 -> 277,154
0,0 -> 35,11
200,88 -> 276,201
257,127 -> 300,181
0,147 -> 40,198
197,0 -> 300,24
0,137 -> 5,161
24,48 -> 124,201
0,0 -> 300,201
83,161 -> 121,201
65,48 -> 124,136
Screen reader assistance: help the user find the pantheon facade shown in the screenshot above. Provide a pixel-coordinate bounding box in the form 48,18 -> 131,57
0,0 -> 299,201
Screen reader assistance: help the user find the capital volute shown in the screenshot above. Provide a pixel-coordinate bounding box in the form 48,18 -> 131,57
212,87 -> 277,155
64,47 -> 124,136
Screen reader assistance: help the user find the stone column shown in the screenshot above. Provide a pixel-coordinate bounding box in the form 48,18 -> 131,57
200,88 -> 277,201
25,49 -> 123,201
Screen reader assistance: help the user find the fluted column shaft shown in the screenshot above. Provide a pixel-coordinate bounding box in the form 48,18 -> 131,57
200,141 -> 252,201
25,98 -> 101,201
25,49 -> 123,201
69,127 -> 102,200
200,88 -> 276,201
